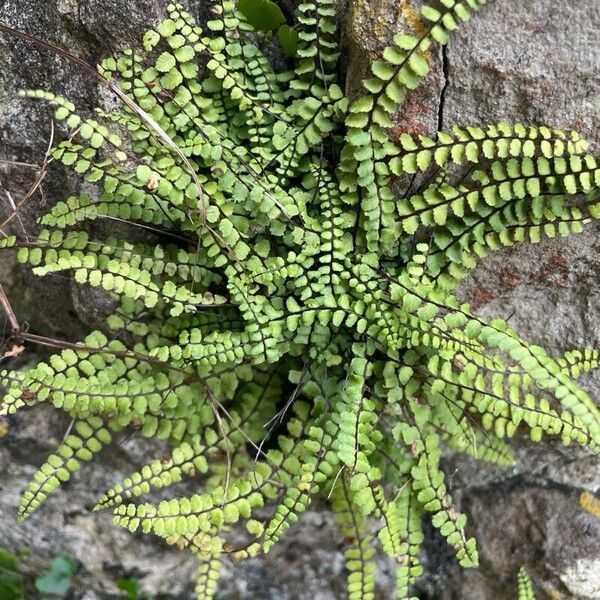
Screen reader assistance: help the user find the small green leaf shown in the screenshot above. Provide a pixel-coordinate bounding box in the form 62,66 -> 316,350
237,0 -> 285,31
0,549 -> 24,600
54,107 -> 69,120
34,556 -> 76,596
143,30 -> 161,51
161,70 -> 183,90
277,24 -> 298,56
155,52 -> 176,73
174,45 -> 195,63
117,577 -> 141,599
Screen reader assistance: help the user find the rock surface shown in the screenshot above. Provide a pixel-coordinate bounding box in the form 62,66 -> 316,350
1,0 -> 600,599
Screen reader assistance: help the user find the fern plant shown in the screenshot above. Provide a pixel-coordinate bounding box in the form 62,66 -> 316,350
517,568 -> 536,600
2,0 -> 600,598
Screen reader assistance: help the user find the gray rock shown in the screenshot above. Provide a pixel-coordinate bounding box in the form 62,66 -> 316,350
1,0 -> 600,599
0,0 -> 170,339
426,1 -> 600,598
443,0 -> 600,148
0,405 -> 198,599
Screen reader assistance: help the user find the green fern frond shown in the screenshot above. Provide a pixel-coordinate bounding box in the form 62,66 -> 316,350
2,0 -> 599,598
557,348 -> 600,378
517,567 -> 536,600
332,477 -> 377,600
18,417 -> 122,521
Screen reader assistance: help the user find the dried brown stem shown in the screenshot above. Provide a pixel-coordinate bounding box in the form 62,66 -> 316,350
0,284 -> 20,331
0,121 -> 55,238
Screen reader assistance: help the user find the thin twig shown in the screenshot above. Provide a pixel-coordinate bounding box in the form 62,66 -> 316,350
0,159 -> 39,169
0,284 -> 20,331
0,121 -> 55,238
92,214 -> 194,243
61,417 -> 75,443
3,188 -> 27,239
0,22 -> 206,221
205,387 -> 233,507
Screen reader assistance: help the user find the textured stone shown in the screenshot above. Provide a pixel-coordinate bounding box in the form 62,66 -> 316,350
0,406 -> 198,599
0,407 -> 396,599
1,1 -> 600,599
431,2 -> 600,598
343,0 -> 444,133
443,0 -> 600,147
0,0 -> 170,339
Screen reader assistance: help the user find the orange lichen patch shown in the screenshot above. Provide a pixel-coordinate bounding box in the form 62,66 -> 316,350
580,491 -> 600,519
398,0 -> 432,81
540,582 -> 567,600
545,251 -> 569,269
467,286 -> 499,311
390,1 -> 443,136
347,0 -> 437,118
389,56 -> 444,136
499,269 -> 523,288
391,101 -> 438,136
538,251 -> 570,287
400,0 -> 429,42
351,0 -> 430,59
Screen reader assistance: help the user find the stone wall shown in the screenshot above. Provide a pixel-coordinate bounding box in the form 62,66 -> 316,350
0,1 -> 599,598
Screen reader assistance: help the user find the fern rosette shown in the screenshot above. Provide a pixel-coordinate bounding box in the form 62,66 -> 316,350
2,0 -> 600,598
